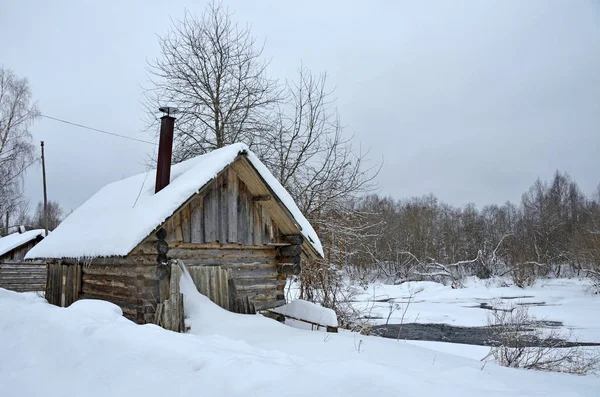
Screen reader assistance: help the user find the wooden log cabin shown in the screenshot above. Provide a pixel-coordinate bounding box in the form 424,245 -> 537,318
26,142 -> 323,329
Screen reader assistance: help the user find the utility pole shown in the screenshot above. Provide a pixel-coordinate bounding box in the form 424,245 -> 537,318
41,141 -> 48,236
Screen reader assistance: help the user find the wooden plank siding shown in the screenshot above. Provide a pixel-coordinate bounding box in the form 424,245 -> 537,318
0,262 -> 47,292
160,167 -> 284,247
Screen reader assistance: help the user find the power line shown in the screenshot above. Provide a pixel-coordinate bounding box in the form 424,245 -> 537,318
41,114 -> 157,145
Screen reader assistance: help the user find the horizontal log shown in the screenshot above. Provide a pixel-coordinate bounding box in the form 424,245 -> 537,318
0,273 -> 46,279
0,285 -> 45,292
252,195 -> 272,202
48,257 -> 156,266
82,265 -> 157,279
266,242 -> 292,247
282,235 -> 304,245
0,281 -> 46,290
278,245 -> 302,257
135,241 -> 279,252
277,256 -> 301,265
0,278 -> 46,283
227,267 -> 278,279
277,263 -> 301,276
0,270 -> 46,276
233,278 -> 279,290
0,265 -> 46,270
81,282 -> 140,300
177,257 -> 276,267
78,294 -> 140,314
165,248 -> 277,259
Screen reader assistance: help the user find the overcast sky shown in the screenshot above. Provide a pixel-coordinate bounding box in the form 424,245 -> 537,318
1,0 -> 598,213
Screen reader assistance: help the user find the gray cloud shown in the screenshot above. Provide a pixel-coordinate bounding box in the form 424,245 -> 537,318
0,0 -> 598,212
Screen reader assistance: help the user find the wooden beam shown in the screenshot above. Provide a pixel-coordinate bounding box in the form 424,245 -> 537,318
252,195 -> 272,202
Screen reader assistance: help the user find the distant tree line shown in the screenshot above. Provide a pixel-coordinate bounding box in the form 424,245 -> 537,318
328,171 -> 600,289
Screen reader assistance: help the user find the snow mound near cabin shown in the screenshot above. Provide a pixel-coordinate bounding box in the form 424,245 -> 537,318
271,299 -> 338,327
1,286 -> 599,397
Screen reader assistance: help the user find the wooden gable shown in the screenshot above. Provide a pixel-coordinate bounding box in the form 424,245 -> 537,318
134,155 -> 319,258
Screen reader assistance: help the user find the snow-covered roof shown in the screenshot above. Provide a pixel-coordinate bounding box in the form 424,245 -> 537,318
26,143 -> 323,259
0,229 -> 46,257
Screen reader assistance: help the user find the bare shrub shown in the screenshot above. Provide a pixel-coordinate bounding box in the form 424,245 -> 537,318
509,263 -> 540,288
586,268 -> 600,294
486,303 -> 599,374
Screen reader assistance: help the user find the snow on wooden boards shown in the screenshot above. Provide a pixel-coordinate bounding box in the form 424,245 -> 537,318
271,300 -> 339,329
0,262 -> 47,292
187,265 -> 232,311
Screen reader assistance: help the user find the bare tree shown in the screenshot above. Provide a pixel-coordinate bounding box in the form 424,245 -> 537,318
144,2 -> 280,161
28,200 -> 63,231
0,67 -> 39,235
266,66 -> 380,316
265,66 -> 378,221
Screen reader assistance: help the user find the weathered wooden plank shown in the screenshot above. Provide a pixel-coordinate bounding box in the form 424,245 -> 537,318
190,197 -> 204,244
227,169 -> 238,243
230,158 -> 299,233
73,263 -> 81,302
253,203 -> 262,246
60,264 -> 67,307
218,174 -> 228,244
262,206 -> 271,244
46,264 -> 54,304
65,264 -> 73,306
236,182 -> 247,245
181,205 -> 191,243
204,187 -> 218,242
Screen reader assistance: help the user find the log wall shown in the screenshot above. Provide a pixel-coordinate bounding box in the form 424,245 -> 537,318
0,262 -> 47,292
131,242 -> 286,311
45,244 -> 287,324
46,259 -> 158,324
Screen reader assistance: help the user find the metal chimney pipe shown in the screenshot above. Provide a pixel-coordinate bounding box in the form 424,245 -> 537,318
155,107 -> 177,194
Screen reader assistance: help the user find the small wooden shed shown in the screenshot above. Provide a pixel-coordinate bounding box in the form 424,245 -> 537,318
0,229 -> 45,263
26,143 -> 323,329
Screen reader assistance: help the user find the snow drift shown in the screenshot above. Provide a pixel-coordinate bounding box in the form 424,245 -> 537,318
1,284 -> 599,396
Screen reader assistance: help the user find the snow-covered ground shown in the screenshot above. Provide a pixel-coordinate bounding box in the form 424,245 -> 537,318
2,274 -> 600,397
348,277 -> 600,359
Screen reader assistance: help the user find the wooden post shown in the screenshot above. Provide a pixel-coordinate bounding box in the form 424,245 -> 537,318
41,141 -> 49,236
